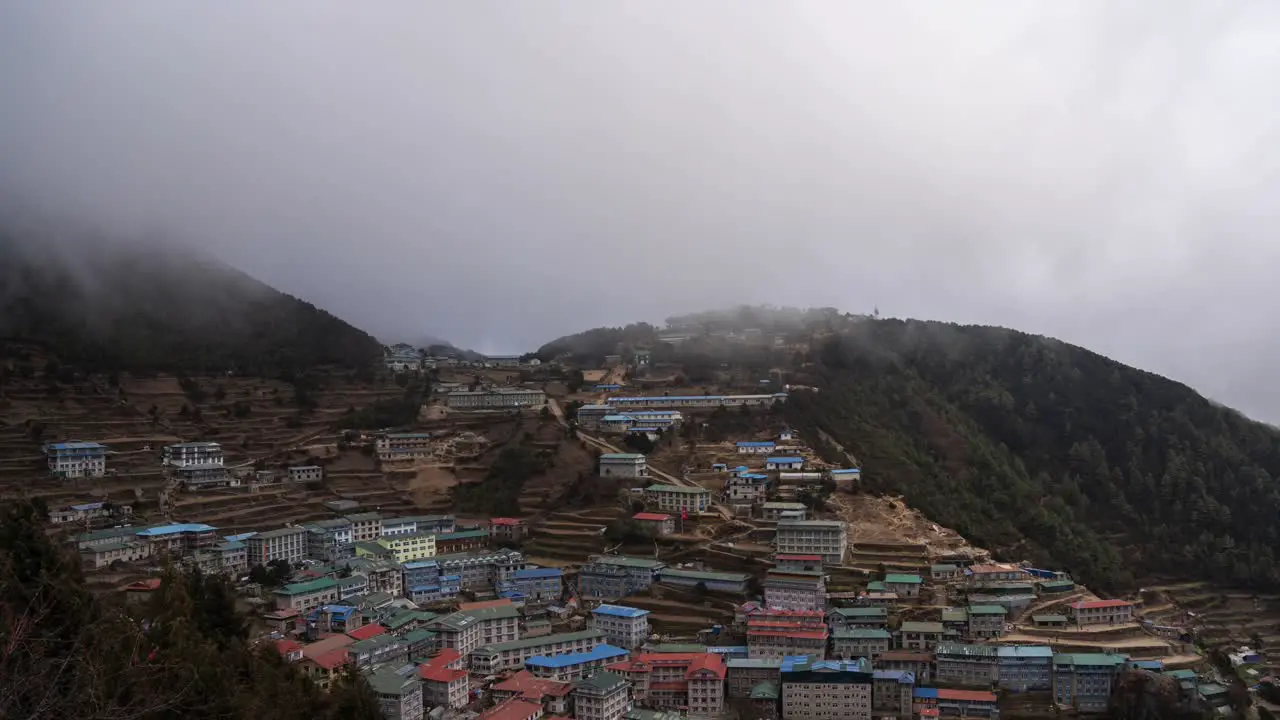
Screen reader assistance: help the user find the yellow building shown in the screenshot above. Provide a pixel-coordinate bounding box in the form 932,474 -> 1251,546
376,532 -> 437,562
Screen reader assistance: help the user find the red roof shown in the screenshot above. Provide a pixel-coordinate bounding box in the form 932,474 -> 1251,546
685,653 -> 727,680
491,670 -> 573,699
937,688 -> 998,702
490,517 -> 524,526
124,578 -> 162,592
345,624 -> 386,641
1071,599 -> 1133,609
421,665 -> 469,683
479,697 -> 543,720
633,512 -> 672,522
920,709 -> 940,717
775,554 -> 821,561
301,633 -> 355,659
422,648 -> 463,669
310,648 -> 350,670
274,639 -> 304,656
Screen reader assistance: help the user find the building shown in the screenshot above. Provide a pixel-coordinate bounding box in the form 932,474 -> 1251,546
274,577 -> 340,613
308,604 -> 364,636
659,568 -> 750,593
345,513 -> 384,542
727,657 -> 789,699
573,671 -> 631,720
246,527 -> 309,565
600,453 -> 648,478
471,629 -> 606,674
967,605 -> 1008,638
832,629 -> 892,661
874,651 -> 934,684
827,607 -> 889,631
760,502 -> 807,522
725,473 -> 770,504
605,394 -> 786,409
774,520 -> 847,565
997,646 -> 1054,691
780,659 -> 873,720
580,556 -> 666,599
930,563 -> 962,582
765,456 -> 803,471
376,532 -> 437,562
49,501 -> 131,525
828,468 -> 861,490
631,512 -> 675,536
419,653 -> 471,709
489,517 -> 527,545
213,540 -> 248,574
644,485 -> 711,513
463,602 -> 524,647
162,441 -> 223,468
427,612 -> 484,656
366,665 -> 423,720
746,609 -> 828,659
912,688 -> 1000,719
1052,653 -> 1127,712
883,574 -> 923,599
135,523 -> 219,554
872,670 -> 915,716
591,605 -> 651,649
964,563 -> 1027,584
46,441 -> 108,478
433,548 -> 525,591
934,643 -> 999,687
478,698 -> 544,720
435,528 -> 490,555
305,518 -> 354,562
288,465 -> 323,484
605,652 -> 726,717
618,410 -> 683,428
763,569 -> 827,612
897,622 -> 945,651
375,432 -> 434,461
501,568 -> 563,603
526,644 -> 630,681
576,404 -> 617,428
1068,599 -> 1135,626
446,388 -> 546,410
489,670 -> 574,715
173,463 -> 237,490
80,536 -> 155,568
737,441 -> 777,455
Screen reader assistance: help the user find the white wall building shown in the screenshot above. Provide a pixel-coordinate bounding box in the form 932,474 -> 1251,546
644,484 -> 711,513
446,388 -> 546,410
46,442 -> 108,478
775,520 -> 848,565
288,465 -> 324,484
599,453 -> 648,478
590,604 -> 651,649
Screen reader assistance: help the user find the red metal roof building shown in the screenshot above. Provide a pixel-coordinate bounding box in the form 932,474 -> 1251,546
420,650 -> 471,710
345,623 -> 387,642
490,670 -> 574,715
478,697 -> 544,720
606,652 -> 726,716
1068,598 -> 1135,626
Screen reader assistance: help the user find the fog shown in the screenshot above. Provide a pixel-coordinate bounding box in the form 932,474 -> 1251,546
3,2 -> 1280,418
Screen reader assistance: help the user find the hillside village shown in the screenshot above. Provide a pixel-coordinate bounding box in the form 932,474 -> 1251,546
2,333 -> 1273,720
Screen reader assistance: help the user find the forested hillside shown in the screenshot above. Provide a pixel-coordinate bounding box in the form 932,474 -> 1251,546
0,226 -> 383,374
783,319 -> 1280,593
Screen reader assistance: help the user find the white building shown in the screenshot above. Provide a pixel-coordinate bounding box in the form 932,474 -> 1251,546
375,432 -> 434,461
45,441 -> 107,478
174,464 -> 238,490
345,513 -> 383,542
573,671 -> 631,720
368,666 -> 424,720
605,394 -> 787,409
590,604 -> 651,649
288,465 -> 324,484
774,520 -> 848,565
736,441 -> 777,455
644,484 -> 711,513
599,453 -> 648,478
446,388 -> 545,410
246,527 -> 308,565
162,441 -> 224,468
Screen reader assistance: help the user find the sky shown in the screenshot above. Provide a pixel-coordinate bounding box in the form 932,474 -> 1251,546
3,2 -> 1280,419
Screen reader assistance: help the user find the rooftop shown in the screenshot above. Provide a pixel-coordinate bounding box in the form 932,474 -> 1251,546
776,520 -> 844,529
997,646 -> 1054,658
276,577 -> 339,596
884,573 -> 923,585
135,523 -> 216,537
968,605 -> 1008,615
831,607 -> 887,618
736,441 -> 776,447
592,604 -> 650,618
600,453 -> 646,460
1053,653 -> 1129,667
591,555 -> 666,570
513,568 -> 563,580
645,484 -> 709,495
1070,599 -> 1133,610
660,568 -> 750,583
575,671 -> 628,693
765,456 -> 803,463
526,644 -> 628,668
899,622 -> 945,634
833,628 -> 891,639
632,512 -> 671,522
475,630 -> 604,655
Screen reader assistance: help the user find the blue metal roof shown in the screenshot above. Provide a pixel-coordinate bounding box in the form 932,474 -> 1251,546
70,502 -> 105,511
513,568 -> 563,579
913,688 -> 939,699
741,473 -> 769,480
628,427 -> 659,433
609,395 -> 723,402
47,441 -> 107,451
829,468 -> 861,474
223,532 -> 257,542
736,441 -> 776,447
626,411 -> 680,416
403,560 -> 440,570
997,646 -> 1054,658
526,644 -> 628,668
874,670 -> 916,683
601,415 -> 635,422
766,457 -> 803,463
591,604 -> 649,618
136,523 -> 216,536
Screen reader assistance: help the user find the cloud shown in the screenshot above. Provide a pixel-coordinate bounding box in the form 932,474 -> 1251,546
3,1 -> 1280,418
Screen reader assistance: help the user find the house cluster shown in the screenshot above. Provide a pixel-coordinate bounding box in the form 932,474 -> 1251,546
43,439 -> 323,490
383,345 -> 540,373
445,387 -> 547,411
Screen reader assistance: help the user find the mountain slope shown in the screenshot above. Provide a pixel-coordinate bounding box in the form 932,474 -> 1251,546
0,226 -> 382,374
783,319 -> 1280,593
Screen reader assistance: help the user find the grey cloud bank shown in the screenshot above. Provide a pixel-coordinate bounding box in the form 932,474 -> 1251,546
3,2 -> 1280,418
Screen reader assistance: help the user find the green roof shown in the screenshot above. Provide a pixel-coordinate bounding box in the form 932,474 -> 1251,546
647,643 -> 708,654
365,666 -> 413,695
1167,669 -> 1198,681
437,529 -> 489,541
474,630 -> 604,655
462,603 -> 520,622
833,628 -> 891,640
345,512 -> 382,522
968,605 -> 1008,615
1032,614 -> 1068,623
749,681 -> 779,700
866,581 -> 887,592
940,609 -> 968,623
884,573 -> 923,585
275,577 -> 338,596
832,607 -> 887,618
401,628 -> 438,644
645,484 -> 709,495
1053,653 -> 1128,667
660,568 -> 750,583
576,671 -> 628,692
593,555 -> 666,570
350,634 -> 402,653
931,564 -> 958,573
383,610 -> 438,630
899,622 -> 945,634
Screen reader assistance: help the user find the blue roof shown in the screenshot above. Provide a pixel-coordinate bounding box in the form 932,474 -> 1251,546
601,415 -> 634,422
741,473 -> 769,480
136,523 -> 216,536
403,560 -> 440,570
732,465 -> 749,471
997,646 -> 1054,658
70,502 -> 105,511
595,384 -> 621,389
766,457 -> 803,463
514,568 -> 563,579
874,670 -> 916,684
830,468 -> 861,474
609,395 -> 723,402
708,646 -> 748,655
736,441 -> 776,447
224,532 -> 258,542
592,604 -> 650,618
526,644 -> 628,668
628,427 -> 659,433
47,441 -> 107,451
914,688 -> 939,699
313,605 -> 356,619
626,411 -> 679,416
779,655 -> 818,672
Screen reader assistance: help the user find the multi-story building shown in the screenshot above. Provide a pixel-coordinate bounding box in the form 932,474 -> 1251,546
213,540 -> 248,575
617,410 -> 683,428
470,602 -> 523,647
934,643 -> 999,686
48,500 -> 132,525
572,672 -> 631,720
883,573 -> 923,599
526,644 -> 630,682
874,650 -> 934,684
631,512 -> 675,536
402,559 -> 441,593
490,670 -> 574,715
246,527 -> 308,566
274,577 -> 340,613
765,456 -> 804,471
605,394 -> 786,409
591,605 -> 651,649
173,463 -> 237,490
1068,599 -> 1135,626
500,568 -> 563,603
746,609 -> 828,660
80,536 -> 155,568
135,523 -> 220,554
659,568 -> 750,593
897,622 -> 945,651
433,549 -> 525,591
871,670 -> 915,717
831,629 -> 892,660
305,518 -> 354,562
827,607 -> 889,631
967,605 -> 1008,638
348,634 -> 409,669
644,485 -> 711,513
736,441 -> 777,455
912,688 -> 1000,719
726,657 -> 793,699
46,441 -> 108,478
162,441 -> 223,468
376,532 -> 437,562
375,432 -> 435,461
760,502 -> 807,522
419,655 -> 470,710
471,630 -> 606,674
1052,653 -> 1127,712
600,453 -> 648,479
774,521 -> 847,565
446,388 -> 546,410
931,563 -> 963,582
964,563 -> 1027,584
345,513 -> 383,542
605,652 -> 726,716
725,473 -> 770,504
780,659 -> 873,720
288,465 -> 323,484
435,528 -> 490,555
489,517 -> 527,545
997,646 -> 1054,691
580,556 -> 665,599
342,557 -> 404,597
427,612 -> 484,656
575,404 -> 616,429
763,569 -> 826,612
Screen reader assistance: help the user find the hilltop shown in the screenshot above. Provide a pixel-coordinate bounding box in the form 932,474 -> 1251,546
548,308 -> 1280,594
0,224 -> 382,375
